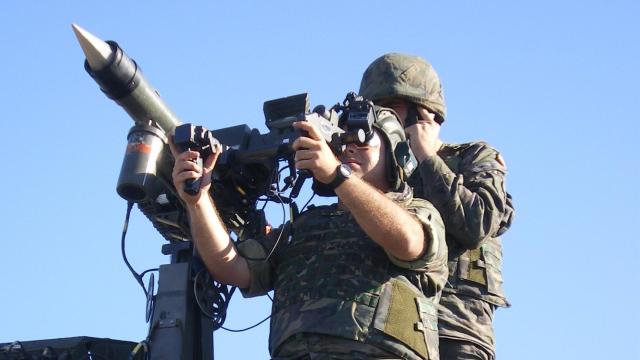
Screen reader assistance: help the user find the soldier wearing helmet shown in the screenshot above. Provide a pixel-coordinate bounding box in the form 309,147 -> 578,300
360,53 -> 515,360
170,113 -> 448,359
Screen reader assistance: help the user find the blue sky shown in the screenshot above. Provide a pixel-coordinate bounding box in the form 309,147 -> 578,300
1,1 -> 638,359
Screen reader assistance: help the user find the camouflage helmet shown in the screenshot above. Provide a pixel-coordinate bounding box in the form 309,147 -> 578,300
372,107 -> 417,191
359,53 -> 446,124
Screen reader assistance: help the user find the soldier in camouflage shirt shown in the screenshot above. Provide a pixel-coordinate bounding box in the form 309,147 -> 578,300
360,53 -> 515,360
170,111 -> 448,359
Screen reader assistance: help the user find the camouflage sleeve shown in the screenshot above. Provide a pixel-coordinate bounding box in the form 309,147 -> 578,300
385,198 -> 447,284
417,142 -> 514,249
236,227 -> 286,298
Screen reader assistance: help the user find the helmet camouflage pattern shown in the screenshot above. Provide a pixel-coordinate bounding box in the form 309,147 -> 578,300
359,53 -> 446,124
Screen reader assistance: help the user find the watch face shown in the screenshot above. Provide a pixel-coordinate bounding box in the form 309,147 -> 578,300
339,164 -> 352,177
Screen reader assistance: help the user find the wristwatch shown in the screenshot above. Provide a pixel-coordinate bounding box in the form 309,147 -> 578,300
327,164 -> 352,190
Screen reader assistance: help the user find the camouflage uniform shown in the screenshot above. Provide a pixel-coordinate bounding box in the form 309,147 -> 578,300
237,187 -> 448,359
409,141 -> 513,360
360,53 -> 515,360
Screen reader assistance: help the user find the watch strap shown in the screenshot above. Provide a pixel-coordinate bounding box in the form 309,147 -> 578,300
327,164 -> 349,190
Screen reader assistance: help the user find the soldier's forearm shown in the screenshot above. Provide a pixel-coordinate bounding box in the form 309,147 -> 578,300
187,195 -> 251,288
417,157 -> 509,248
335,177 -> 425,261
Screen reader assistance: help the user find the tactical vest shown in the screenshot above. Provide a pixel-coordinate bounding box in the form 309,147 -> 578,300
410,142 -> 510,307
270,204 -> 440,359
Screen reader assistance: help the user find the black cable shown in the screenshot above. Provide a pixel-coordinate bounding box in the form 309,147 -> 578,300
265,192 -> 287,262
192,270 -> 237,330
194,183 -> 286,330
259,197 -> 269,210
221,314 -> 271,332
121,201 -> 148,298
258,192 -> 288,303
140,268 -> 159,278
193,162 -> 290,332
300,192 -> 316,214
240,192 -> 287,262
275,164 -> 289,192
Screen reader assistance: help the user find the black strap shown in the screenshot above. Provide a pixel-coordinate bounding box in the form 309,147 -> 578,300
326,165 -> 348,190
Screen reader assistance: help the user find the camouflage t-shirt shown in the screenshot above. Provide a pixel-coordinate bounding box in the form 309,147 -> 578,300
237,189 -> 447,359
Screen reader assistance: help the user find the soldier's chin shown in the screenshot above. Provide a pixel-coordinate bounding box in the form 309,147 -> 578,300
351,166 -> 366,178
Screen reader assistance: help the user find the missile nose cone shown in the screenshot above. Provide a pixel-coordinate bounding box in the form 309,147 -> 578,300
71,23 -> 113,70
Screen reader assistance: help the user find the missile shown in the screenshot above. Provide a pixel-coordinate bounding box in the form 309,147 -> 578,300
72,24 -> 182,134
73,24 -> 180,202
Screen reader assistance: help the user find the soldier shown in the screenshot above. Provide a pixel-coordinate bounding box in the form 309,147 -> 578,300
359,53 -> 515,360
170,113 -> 448,359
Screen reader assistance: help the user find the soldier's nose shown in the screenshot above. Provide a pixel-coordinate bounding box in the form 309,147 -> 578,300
345,143 -> 358,153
